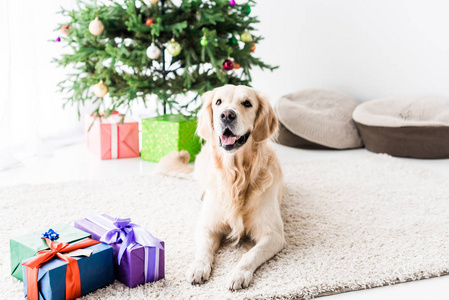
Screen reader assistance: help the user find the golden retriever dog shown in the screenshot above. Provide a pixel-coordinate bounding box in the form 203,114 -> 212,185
157,84 -> 284,290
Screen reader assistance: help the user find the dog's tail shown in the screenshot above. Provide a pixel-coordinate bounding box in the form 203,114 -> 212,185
155,151 -> 194,179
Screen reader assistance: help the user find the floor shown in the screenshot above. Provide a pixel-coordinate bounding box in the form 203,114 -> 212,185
2,141 -> 449,300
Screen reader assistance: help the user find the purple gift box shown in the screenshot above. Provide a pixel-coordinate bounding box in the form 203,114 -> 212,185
74,214 -> 165,288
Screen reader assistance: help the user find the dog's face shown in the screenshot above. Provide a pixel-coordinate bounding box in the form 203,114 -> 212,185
197,85 -> 278,153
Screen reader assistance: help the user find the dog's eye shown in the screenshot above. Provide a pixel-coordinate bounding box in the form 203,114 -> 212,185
216,99 -> 222,106
242,100 -> 252,108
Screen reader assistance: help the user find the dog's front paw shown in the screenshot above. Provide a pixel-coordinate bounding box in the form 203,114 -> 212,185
186,259 -> 212,285
227,267 -> 253,290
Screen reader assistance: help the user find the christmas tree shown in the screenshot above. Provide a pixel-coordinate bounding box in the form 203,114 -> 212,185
54,0 -> 277,117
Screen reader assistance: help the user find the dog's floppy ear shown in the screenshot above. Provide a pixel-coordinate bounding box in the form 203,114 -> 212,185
252,91 -> 278,143
196,91 -> 215,141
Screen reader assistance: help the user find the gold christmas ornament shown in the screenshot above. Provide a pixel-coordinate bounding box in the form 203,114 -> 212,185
240,31 -> 252,43
89,17 -> 104,36
93,80 -> 109,98
167,39 -> 182,57
147,0 -> 160,4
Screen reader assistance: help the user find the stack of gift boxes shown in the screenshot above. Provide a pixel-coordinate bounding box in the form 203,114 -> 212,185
10,215 -> 164,299
86,112 -> 202,162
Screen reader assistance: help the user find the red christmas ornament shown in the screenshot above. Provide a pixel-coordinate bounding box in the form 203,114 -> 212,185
223,59 -> 234,71
229,0 -> 236,5
60,25 -> 70,35
145,18 -> 153,26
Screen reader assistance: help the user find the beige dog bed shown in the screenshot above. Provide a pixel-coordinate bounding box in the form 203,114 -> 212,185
274,89 -> 363,149
353,97 -> 449,159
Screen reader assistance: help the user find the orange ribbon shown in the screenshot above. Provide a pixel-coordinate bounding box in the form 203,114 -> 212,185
22,238 -> 100,300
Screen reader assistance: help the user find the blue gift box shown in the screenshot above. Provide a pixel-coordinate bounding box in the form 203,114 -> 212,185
22,241 -> 114,300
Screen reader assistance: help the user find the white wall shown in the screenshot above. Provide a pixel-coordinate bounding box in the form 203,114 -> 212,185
251,0 -> 449,103
0,0 -> 80,149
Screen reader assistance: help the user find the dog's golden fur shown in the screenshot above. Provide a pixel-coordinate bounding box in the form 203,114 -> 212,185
157,84 -> 284,290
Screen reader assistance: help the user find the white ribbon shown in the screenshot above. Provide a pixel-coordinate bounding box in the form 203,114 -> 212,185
100,115 -> 119,159
144,246 -> 160,282
110,120 -> 118,159
154,247 -> 160,281
144,247 -> 149,281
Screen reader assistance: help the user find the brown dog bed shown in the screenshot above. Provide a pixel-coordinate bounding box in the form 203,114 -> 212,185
353,97 -> 449,159
274,89 -> 363,149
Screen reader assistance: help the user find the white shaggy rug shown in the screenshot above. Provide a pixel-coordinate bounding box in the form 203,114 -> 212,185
2,154 -> 449,299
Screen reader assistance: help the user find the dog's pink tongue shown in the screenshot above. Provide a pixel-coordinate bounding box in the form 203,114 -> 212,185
221,135 -> 237,145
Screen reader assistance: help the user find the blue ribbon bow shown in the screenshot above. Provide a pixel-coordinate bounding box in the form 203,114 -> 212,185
42,229 -> 59,241
98,217 -> 164,265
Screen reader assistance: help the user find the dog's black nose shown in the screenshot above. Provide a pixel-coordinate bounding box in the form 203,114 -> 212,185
221,109 -> 236,123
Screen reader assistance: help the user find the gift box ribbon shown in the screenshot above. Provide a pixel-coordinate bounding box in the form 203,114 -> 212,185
92,111 -> 120,159
22,238 -> 100,300
86,215 -> 164,281
104,111 -> 120,159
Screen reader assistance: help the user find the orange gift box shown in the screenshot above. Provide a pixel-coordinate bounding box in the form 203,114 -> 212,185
85,112 -> 139,160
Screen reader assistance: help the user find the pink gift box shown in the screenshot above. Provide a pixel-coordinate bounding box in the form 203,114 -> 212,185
85,112 -> 140,160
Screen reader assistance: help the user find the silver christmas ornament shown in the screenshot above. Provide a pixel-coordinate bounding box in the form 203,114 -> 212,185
88,17 -> 104,36
146,43 -> 161,59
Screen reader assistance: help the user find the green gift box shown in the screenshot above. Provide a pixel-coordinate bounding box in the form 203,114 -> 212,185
10,224 -> 91,281
141,114 -> 202,162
